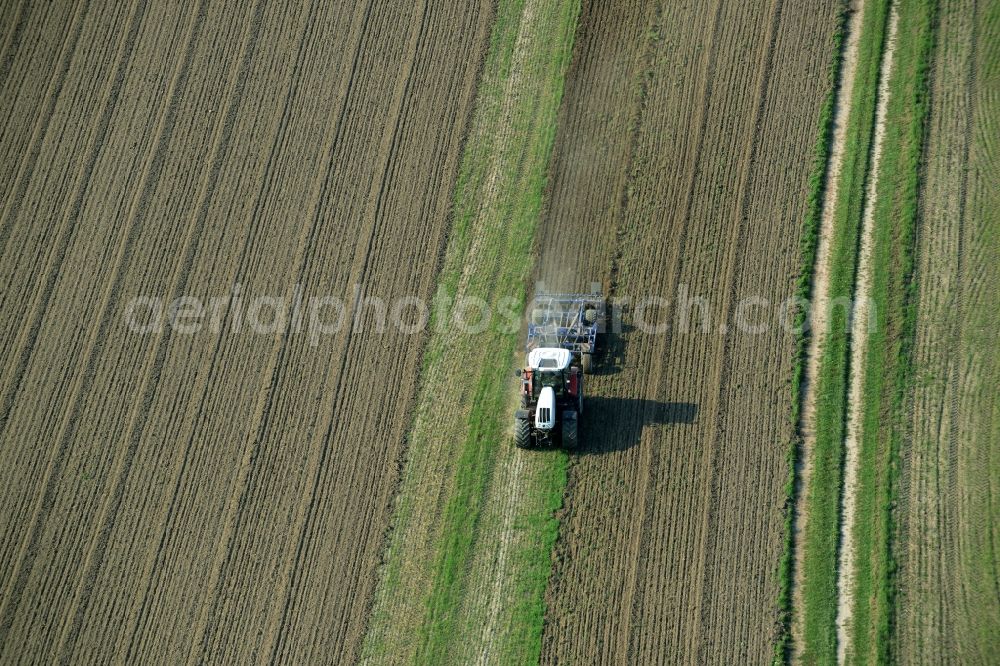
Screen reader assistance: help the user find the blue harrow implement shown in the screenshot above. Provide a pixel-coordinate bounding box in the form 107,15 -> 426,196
526,291 -> 605,374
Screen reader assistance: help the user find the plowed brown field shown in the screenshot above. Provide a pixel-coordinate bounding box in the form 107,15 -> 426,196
0,0 -> 493,661
535,0 -> 839,661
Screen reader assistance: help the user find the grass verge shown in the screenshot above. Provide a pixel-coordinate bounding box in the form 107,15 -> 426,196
846,1 -> 937,662
776,3 -> 847,662
796,0 -> 892,662
361,0 -> 581,663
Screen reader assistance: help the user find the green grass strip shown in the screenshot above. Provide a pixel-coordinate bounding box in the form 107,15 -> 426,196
404,0 -> 580,663
798,0 -> 892,662
776,3 -> 847,662
417,0 -> 580,664
846,1 -> 937,662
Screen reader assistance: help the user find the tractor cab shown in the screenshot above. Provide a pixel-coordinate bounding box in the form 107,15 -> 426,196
528,347 -> 571,381
523,348 -> 578,397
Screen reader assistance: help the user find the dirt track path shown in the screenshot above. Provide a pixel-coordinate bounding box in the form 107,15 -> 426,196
792,1 -> 865,652
835,6 -> 899,662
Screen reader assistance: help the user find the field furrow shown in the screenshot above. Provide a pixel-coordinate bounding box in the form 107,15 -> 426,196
0,0 -> 266,659
0,0 -> 136,420
896,3 -> 976,660
0,0 -> 158,597
0,0 -> 83,221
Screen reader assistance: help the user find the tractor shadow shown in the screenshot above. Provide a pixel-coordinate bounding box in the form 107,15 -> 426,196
576,396 -> 698,455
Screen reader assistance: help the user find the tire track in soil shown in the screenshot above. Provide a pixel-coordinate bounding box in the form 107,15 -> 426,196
180,1 -> 370,661
0,0 -> 31,92
940,0 -> 977,657
623,0 -> 727,658
0,1 -> 255,659
0,0 -> 137,424
694,0 -> 785,658
114,2 -> 485,662
118,3 -> 380,659
0,0 -> 89,368
251,0 -> 434,659
0,0 -> 296,656
835,7 -> 898,662
792,0 -> 865,656
644,1 -> 809,658
1,0 -> 492,662
947,2 -> 1000,653
256,5 -> 492,661
896,0 -> 982,660
540,0 -> 719,656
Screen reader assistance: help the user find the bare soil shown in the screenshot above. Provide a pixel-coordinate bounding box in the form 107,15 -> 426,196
0,0 -> 494,661
534,0 -> 840,662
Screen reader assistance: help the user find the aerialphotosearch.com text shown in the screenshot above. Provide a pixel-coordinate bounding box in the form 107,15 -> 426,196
122,282 -> 876,346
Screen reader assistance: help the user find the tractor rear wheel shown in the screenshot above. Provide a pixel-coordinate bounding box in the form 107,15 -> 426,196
581,352 -> 593,374
561,412 -> 578,450
514,418 -> 532,449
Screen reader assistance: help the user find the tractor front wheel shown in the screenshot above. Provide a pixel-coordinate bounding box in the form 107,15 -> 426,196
561,412 -> 578,450
514,418 -> 532,449
581,352 -> 593,374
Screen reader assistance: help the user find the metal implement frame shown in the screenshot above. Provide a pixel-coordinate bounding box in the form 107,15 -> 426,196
526,292 -> 604,362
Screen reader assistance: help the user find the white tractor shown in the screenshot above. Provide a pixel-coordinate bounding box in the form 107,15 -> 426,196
514,348 -> 583,449
514,291 -> 604,449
